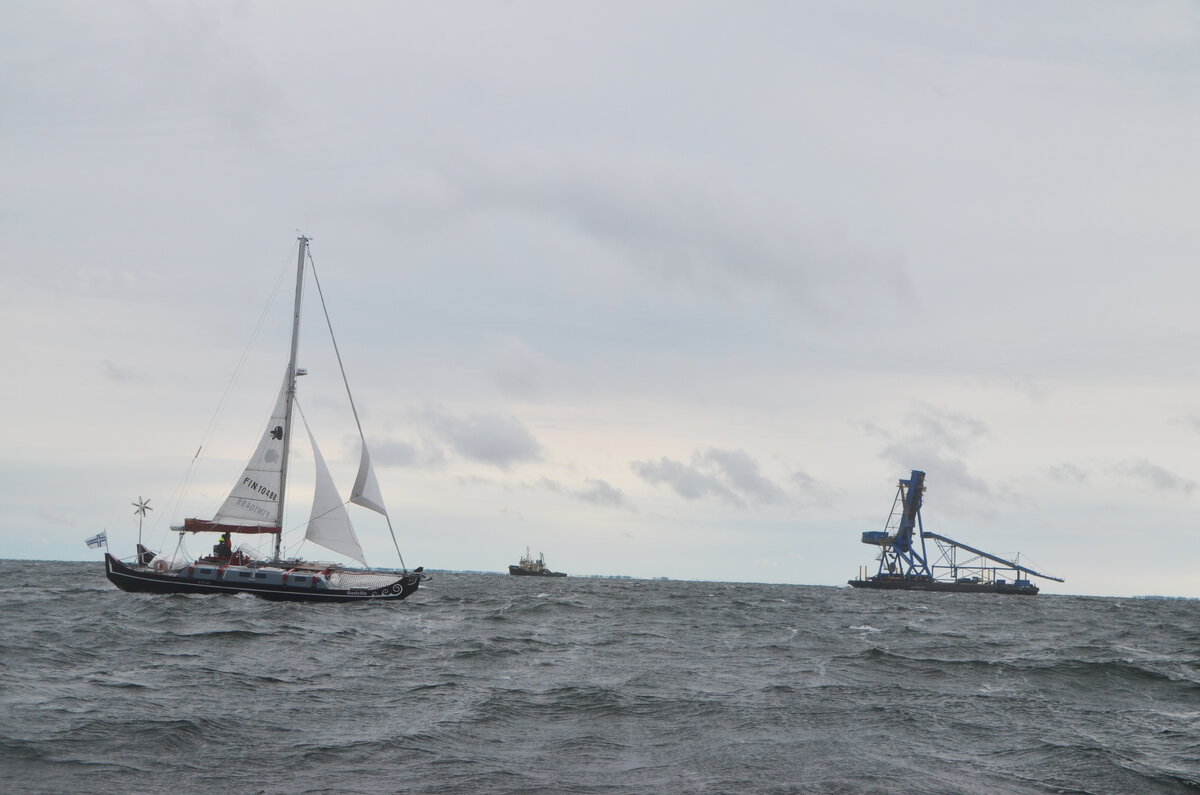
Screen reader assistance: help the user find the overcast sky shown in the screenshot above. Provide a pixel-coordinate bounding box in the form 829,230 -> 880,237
5,2 -> 1200,597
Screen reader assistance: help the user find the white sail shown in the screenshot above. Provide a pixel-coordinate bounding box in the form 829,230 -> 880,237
350,443 -> 388,516
212,370 -> 290,527
303,423 -> 368,566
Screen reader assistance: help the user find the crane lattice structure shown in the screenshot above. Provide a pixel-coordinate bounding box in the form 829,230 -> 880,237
855,470 -> 1063,590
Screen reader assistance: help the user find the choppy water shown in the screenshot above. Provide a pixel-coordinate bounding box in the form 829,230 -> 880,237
1,560 -> 1197,794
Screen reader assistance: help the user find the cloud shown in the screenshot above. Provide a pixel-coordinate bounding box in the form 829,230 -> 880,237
1047,462 -> 1088,484
484,333 -> 559,398
791,470 -> 834,507
1173,415 -> 1200,434
539,477 -> 626,507
1115,460 -> 1195,494
576,478 -> 625,507
631,447 -> 789,508
904,403 -> 989,452
364,438 -> 446,469
702,448 -> 787,505
632,456 -> 740,506
457,474 -> 503,490
101,359 -> 148,384
423,409 -> 543,470
444,155 -> 915,322
880,404 -> 991,498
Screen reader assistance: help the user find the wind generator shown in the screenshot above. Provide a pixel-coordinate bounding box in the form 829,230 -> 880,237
132,496 -> 154,565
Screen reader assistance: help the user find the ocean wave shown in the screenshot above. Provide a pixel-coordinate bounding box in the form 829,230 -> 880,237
5,564 -> 1199,794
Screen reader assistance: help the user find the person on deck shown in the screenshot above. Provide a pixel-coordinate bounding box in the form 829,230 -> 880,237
215,532 -> 231,558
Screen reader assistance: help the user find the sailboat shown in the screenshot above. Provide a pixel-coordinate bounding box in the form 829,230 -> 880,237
103,236 -> 427,602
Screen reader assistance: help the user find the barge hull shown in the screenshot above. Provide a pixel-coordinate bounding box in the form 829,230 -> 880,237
848,578 -> 1039,595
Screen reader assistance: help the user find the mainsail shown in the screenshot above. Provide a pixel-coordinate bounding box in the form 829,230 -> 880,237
185,370 -> 289,534
214,370 -> 290,526
302,422 -> 368,566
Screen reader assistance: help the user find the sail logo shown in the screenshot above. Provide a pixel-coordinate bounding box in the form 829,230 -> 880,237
241,477 -> 278,503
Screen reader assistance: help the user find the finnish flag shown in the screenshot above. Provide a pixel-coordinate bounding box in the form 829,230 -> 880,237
85,531 -> 107,549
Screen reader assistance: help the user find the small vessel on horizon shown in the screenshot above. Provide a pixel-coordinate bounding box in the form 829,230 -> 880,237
848,469 -> 1063,595
509,547 -> 567,577
100,236 -> 427,602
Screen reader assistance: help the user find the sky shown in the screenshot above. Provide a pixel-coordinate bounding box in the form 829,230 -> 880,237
4,1 -> 1200,597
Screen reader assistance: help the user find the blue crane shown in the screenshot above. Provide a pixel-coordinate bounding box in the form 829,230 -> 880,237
850,469 -> 1063,595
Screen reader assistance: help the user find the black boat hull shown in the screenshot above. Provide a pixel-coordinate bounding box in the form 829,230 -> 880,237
848,577 -> 1039,595
105,554 -> 423,602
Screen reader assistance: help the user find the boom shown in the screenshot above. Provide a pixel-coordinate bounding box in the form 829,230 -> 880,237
923,532 -> 1064,582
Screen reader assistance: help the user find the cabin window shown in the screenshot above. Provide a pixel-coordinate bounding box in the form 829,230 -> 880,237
198,568 -> 211,574
255,573 -> 268,579
293,576 -> 308,582
238,572 -> 251,578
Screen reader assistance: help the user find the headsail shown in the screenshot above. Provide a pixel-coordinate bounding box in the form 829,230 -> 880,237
302,422 -> 368,566
350,444 -> 387,516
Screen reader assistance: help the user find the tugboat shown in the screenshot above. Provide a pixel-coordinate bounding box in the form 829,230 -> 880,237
508,547 -> 567,577
848,470 -> 1063,595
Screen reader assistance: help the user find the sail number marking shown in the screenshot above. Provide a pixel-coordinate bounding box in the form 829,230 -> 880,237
240,477 -> 278,502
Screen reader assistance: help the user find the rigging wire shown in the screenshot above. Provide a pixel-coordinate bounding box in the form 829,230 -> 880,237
152,246 -> 293,550
306,247 -> 409,572
139,239 -> 410,575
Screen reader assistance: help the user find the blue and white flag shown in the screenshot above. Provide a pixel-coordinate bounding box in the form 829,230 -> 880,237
85,531 -> 107,549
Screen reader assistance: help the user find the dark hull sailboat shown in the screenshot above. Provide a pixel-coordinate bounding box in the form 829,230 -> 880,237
101,237 -> 426,602
105,554 -> 423,602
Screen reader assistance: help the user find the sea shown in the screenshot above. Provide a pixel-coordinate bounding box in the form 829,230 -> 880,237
1,561 -> 1197,794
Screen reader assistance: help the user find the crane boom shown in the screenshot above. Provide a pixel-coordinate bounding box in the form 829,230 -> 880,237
923,532 -> 1064,582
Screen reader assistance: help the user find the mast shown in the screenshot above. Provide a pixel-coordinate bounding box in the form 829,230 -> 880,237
274,235 -> 308,560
